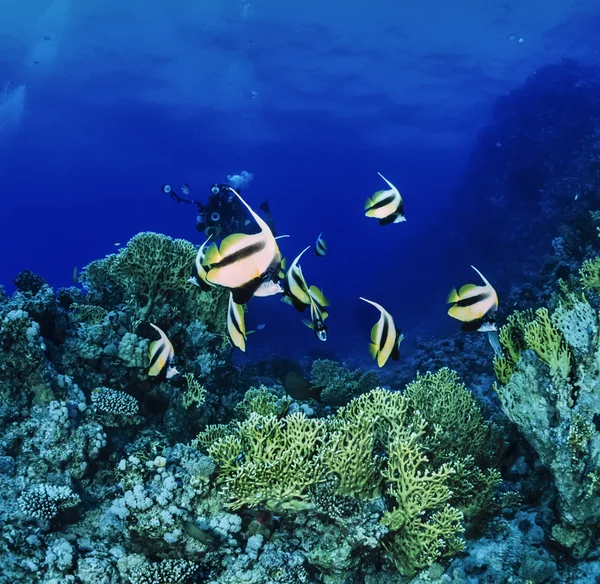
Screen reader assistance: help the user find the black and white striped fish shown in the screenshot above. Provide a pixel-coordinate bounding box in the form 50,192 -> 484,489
303,287 -> 329,341
194,236 -> 216,292
148,323 -> 179,378
447,266 -> 498,332
314,232 -> 327,257
202,188 -> 282,304
364,173 -> 406,226
359,297 -> 403,367
227,292 -> 247,352
282,246 -> 312,311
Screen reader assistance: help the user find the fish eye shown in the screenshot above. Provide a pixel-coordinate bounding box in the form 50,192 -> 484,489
210,211 -> 221,222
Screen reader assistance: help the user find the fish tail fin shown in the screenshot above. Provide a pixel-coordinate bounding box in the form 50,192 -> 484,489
447,288 -> 459,303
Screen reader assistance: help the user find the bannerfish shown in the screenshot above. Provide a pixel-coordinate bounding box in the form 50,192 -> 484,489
359,297 -> 403,367
283,246 -> 312,311
227,292 -> 247,352
148,323 -> 179,378
314,232 -> 327,257
194,236 -> 216,292
447,266 -> 499,332
181,183 -> 190,196
283,370 -> 324,401
364,172 -> 406,225
203,188 -> 282,304
302,288 -> 329,341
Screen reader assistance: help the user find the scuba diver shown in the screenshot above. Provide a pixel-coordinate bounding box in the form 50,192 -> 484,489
161,182 -> 277,240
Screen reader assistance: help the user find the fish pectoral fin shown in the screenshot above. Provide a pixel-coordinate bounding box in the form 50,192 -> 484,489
364,196 -> 374,211
368,343 -> 379,360
302,319 -> 314,330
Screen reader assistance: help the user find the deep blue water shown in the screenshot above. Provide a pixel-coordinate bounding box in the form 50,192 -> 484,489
2,0 -> 600,362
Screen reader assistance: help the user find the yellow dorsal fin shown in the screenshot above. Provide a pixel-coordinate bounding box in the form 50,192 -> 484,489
309,286 -> 330,307
458,283 -> 478,297
202,242 -> 221,266
219,233 -> 251,256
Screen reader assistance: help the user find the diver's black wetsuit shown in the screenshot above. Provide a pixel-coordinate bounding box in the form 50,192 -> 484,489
165,183 -> 277,240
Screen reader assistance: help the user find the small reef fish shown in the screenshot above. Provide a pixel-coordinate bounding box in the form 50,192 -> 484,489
283,246 -> 312,311
359,297 -> 403,367
314,232 -> 327,257
194,236 -> 216,292
203,188 -> 282,304
181,183 -> 190,196
227,292 -> 247,352
283,370 -> 324,401
72,267 -> 78,284
364,173 -> 406,225
113,242 -> 121,247
302,287 -> 329,341
447,266 -> 498,332
148,323 -> 179,378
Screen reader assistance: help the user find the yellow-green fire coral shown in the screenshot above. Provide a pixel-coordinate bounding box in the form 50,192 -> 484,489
493,280 -> 600,556
80,232 -> 229,335
202,371 -> 500,575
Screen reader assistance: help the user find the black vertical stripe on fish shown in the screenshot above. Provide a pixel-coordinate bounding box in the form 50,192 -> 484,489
391,332 -> 402,361
455,292 -> 489,308
379,315 -> 390,353
366,194 -> 397,211
229,303 -> 244,337
208,240 -> 266,270
379,212 -> 400,226
149,340 -> 166,369
462,318 -> 485,332
231,278 -> 264,305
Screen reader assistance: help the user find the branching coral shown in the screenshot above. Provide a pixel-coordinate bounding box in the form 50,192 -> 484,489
382,435 -> 464,576
209,412 -> 325,511
205,374 -> 500,574
494,289 -> 600,556
18,483 -> 80,521
79,233 -> 229,334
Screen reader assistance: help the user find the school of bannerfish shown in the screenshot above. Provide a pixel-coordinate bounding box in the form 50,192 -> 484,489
149,174 -> 499,376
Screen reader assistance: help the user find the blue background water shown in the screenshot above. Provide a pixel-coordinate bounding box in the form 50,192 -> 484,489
1,0 -> 599,362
